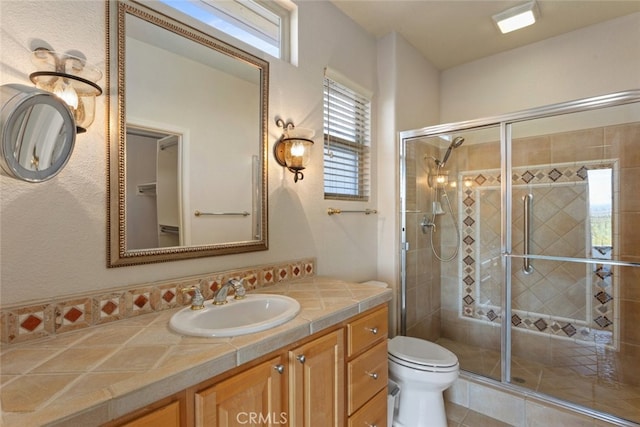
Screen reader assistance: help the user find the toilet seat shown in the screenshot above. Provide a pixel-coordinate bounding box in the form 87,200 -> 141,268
388,336 -> 458,371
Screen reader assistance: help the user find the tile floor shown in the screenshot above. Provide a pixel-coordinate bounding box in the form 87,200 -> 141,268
438,338 -> 640,425
446,402 -> 512,426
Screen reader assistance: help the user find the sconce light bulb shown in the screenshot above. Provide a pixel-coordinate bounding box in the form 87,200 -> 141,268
53,79 -> 79,109
290,141 -> 306,157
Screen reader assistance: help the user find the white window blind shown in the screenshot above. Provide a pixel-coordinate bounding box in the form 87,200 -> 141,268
323,76 -> 371,200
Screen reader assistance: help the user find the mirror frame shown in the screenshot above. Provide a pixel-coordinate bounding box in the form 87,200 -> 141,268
107,0 -> 269,267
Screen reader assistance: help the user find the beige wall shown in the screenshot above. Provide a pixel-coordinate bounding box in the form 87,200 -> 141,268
0,1 -> 380,306
375,32 -> 441,335
440,13 -> 640,123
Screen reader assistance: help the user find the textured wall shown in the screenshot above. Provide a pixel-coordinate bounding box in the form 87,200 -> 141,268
0,1 -> 380,305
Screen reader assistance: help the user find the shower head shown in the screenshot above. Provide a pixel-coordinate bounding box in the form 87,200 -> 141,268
438,136 -> 465,168
451,136 -> 465,148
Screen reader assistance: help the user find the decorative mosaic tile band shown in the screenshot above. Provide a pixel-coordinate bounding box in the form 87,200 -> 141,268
0,258 -> 315,344
459,161 -> 617,343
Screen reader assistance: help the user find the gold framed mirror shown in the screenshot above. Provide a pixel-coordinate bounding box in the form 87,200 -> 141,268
107,0 -> 269,267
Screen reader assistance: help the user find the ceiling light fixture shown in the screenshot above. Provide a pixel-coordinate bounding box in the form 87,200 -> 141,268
492,1 -> 539,34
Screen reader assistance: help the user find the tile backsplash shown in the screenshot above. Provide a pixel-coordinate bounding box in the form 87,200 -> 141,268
0,258 -> 315,344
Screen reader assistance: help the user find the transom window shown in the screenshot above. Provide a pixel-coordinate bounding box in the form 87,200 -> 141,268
159,0 -> 292,60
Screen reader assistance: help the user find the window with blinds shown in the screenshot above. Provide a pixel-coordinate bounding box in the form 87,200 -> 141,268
323,76 -> 371,201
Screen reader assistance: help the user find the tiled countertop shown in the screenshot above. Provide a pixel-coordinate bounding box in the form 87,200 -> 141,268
0,277 -> 392,426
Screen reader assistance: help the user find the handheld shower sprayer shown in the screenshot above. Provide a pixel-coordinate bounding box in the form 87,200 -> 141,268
436,136 -> 465,168
422,136 -> 465,262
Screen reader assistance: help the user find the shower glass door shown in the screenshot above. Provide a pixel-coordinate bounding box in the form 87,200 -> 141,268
507,102 -> 640,423
400,90 -> 640,425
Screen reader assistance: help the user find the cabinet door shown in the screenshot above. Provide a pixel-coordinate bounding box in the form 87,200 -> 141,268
289,329 -> 344,427
194,356 -> 287,427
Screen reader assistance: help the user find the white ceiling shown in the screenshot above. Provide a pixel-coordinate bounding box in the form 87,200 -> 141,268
329,0 -> 640,70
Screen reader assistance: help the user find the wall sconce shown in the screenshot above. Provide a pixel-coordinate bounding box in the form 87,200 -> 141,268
29,48 -> 102,133
428,170 -> 449,188
273,117 -> 314,183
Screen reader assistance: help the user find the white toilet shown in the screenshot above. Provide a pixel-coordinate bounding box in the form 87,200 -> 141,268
388,335 -> 459,427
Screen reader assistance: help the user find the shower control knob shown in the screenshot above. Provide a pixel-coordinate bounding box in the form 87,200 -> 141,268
366,327 -> 378,335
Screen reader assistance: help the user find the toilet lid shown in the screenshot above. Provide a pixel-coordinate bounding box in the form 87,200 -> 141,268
388,336 -> 458,367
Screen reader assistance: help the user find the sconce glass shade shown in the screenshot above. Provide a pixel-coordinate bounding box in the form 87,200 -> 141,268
274,126 -> 314,182
29,48 -> 102,133
428,170 -> 449,188
283,138 -> 312,168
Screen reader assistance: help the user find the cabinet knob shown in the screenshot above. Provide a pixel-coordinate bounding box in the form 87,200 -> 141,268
274,364 -> 284,374
365,424 -> 377,427
296,354 -> 306,364
366,327 -> 378,335
366,371 -> 379,380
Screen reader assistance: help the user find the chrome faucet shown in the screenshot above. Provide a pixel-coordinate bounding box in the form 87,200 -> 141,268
213,278 -> 247,305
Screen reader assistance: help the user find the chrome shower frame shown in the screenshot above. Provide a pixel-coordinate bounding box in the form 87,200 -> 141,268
398,89 -> 640,426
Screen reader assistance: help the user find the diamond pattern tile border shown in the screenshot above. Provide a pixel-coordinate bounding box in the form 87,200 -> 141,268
0,258 -> 315,344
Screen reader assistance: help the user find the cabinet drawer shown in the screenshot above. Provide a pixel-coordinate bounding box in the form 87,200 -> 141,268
347,306 -> 388,357
121,401 -> 180,427
347,340 -> 388,415
348,387 -> 388,427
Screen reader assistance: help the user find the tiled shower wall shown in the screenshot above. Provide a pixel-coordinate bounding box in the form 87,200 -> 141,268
609,122 -> 640,387
404,142 -> 442,340
460,162 -> 616,340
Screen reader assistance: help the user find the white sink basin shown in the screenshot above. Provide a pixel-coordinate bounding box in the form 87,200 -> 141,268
169,294 -> 301,337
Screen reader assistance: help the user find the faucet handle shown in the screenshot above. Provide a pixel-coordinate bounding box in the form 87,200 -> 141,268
231,278 -> 246,300
181,286 -> 205,310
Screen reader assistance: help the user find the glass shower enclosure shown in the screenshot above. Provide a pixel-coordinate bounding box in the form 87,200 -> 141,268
400,89 -> 640,424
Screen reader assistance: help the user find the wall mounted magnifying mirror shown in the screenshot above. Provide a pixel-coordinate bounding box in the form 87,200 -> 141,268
0,83 -> 76,182
107,1 -> 269,267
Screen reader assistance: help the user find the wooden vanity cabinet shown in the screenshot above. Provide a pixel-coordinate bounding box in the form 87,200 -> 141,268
108,304 -> 388,427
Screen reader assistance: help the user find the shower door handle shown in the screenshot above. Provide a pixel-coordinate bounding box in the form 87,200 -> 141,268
523,194 -> 534,274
